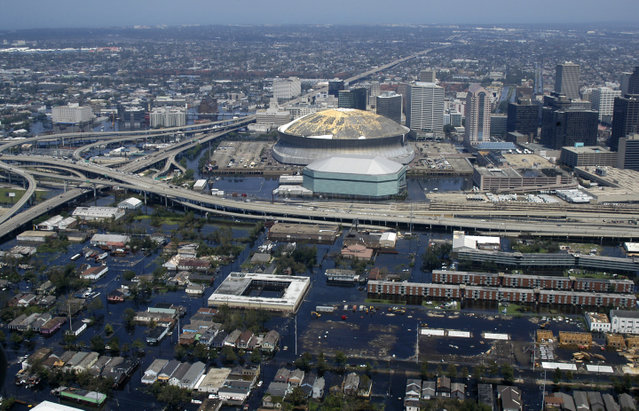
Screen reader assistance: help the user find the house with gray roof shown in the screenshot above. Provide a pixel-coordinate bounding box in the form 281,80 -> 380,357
179,361 -> 206,390
497,385 -> 522,411
573,391 -> 590,411
619,393 -> 637,411
157,359 -> 181,382
603,394 -> 620,411
169,362 -> 191,386
142,359 -> 169,384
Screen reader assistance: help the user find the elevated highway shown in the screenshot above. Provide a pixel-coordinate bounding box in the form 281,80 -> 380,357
0,161 -> 37,225
4,155 -> 639,240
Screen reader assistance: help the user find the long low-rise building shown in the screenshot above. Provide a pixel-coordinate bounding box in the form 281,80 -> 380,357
208,272 -> 310,313
367,280 -> 636,308
538,290 -> 636,307
472,166 -> 574,191
267,223 -> 339,243
454,247 -> 639,273
432,269 -> 634,293
72,207 -> 125,221
610,310 -> 639,334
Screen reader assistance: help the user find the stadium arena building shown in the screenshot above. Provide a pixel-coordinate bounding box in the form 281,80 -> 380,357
303,155 -> 407,199
273,108 -> 414,165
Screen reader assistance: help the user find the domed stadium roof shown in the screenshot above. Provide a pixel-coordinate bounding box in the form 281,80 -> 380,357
279,108 -> 408,140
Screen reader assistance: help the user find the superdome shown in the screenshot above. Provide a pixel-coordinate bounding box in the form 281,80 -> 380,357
273,108 -> 414,165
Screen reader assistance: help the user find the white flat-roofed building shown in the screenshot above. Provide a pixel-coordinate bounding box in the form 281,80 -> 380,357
452,231 -> 500,250
379,232 -> 397,248
80,266 -> 108,281
193,179 -> 207,192
208,272 -> 310,313
52,103 -> 94,124
118,197 -> 142,210
585,312 -> 611,332
36,215 -> 63,231
72,207 -> 125,221
16,230 -> 57,243
90,233 -> 130,247
624,242 -> 639,257
197,367 -> 231,393
610,310 -> 639,334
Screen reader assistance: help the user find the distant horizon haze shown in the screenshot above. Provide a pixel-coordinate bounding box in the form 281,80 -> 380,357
1,0 -> 639,31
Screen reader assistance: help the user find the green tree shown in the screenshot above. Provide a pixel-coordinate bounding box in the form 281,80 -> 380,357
447,363 -> 458,378
105,336 -> 119,354
174,344 -> 188,361
335,351 -> 347,369
317,352 -> 328,376
104,323 -> 114,336
473,364 -> 484,381
553,368 -> 562,384
124,308 -> 136,330
10,332 -> 23,347
221,346 -> 237,365
288,386 -> 307,406
294,352 -> 313,371
90,335 -> 105,353
420,361 -> 431,379
193,343 -> 209,362
501,363 -> 514,384
156,384 -> 191,409
123,270 -> 136,281
250,349 -> 262,364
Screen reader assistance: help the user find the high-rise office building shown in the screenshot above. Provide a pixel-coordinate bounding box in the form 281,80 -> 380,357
617,134 -> 639,171
419,69 -> 437,83
621,72 -> 633,96
376,92 -> 402,124
490,115 -> 507,137
627,67 -> 639,96
507,100 -> 539,139
328,79 -> 345,97
464,84 -> 491,145
534,62 -> 544,95
338,88 -> 367,110
610,96 -> 639,151
555,62 -> 580,100
273,77 -> 301,101
591,87 -> 621,123
368,81 -> 381,98
406,82 -> 444,137
541,94 -> 598,149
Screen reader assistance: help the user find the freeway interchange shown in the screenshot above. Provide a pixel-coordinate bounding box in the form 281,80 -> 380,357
2,147 -> 639,241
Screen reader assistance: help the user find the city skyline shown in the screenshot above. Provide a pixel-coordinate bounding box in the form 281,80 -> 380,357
2,0 -> 639,30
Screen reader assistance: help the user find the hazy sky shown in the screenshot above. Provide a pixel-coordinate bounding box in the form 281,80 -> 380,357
1,0 -> 638,30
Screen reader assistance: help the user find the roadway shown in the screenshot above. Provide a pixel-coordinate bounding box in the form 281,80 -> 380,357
0,161 -> 37,225
4,154 -> 639,240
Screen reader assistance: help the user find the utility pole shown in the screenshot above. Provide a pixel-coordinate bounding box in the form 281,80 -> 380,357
294,313 -> 298,356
